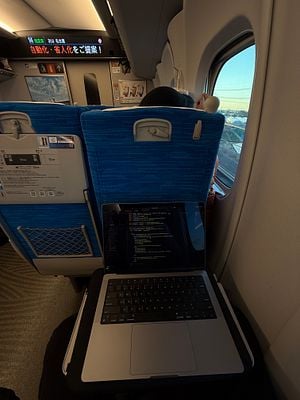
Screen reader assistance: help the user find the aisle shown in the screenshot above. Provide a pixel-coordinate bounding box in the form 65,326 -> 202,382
0,243 -> 82,400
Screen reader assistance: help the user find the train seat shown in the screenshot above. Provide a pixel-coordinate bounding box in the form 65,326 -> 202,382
0,102 -> 105,275
80,106 -> 225,209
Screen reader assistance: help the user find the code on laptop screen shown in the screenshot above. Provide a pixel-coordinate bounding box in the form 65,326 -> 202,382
102,203 -> 205,273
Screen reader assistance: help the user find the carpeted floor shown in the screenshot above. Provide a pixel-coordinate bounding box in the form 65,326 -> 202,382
0,243 -> 83,400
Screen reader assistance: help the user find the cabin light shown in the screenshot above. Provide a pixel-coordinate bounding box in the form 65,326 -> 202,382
106,0 -> 114,16
0,21 -> 15,33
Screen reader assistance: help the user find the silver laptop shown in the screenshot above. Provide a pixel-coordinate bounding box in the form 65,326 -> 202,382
81,202 -> 246,382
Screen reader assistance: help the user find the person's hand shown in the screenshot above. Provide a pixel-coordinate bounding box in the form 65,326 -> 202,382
196,93 -> 220,112
195,93 -> 209,109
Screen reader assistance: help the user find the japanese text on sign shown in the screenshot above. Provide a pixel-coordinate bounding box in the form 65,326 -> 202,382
27,36 -> 104,57
29,45 -> 102,56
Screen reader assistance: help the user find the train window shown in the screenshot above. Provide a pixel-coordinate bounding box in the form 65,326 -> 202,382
212,43 -> 256,187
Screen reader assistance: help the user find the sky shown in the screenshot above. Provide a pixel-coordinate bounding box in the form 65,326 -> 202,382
213,45 -> 256,111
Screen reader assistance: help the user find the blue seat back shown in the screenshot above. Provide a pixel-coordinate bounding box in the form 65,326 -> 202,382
0,102 -> 103,275
0,102 -> 82,134
81,107 -> 224,210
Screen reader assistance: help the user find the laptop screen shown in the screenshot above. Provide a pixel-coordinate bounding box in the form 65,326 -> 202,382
102,202 -> 205,273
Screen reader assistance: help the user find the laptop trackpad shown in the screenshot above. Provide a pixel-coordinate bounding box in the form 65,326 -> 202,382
131,323 -> 196,376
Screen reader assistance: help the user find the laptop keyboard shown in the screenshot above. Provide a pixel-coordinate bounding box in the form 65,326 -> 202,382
101,275 -> 216,324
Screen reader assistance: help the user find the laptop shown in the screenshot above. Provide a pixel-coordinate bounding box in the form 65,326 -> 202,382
80,202 -> 250,383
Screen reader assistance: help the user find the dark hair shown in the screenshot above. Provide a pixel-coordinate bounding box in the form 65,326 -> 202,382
181,93 -> 195,108
140,86 -> 194,107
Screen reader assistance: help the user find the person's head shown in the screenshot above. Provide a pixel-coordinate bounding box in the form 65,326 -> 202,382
140,86 -> 193,107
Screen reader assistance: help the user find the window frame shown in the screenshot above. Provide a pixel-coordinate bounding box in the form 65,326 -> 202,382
208,33 -> 255,190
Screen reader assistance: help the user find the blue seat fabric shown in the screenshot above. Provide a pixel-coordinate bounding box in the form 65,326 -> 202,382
0,103 -> 102,262
81,107 -> 224,209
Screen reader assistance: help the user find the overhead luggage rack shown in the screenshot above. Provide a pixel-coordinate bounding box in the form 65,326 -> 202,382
0,68 -> 15,83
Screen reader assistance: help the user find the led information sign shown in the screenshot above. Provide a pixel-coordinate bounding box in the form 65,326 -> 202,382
0,31 -> 124,59
27,35 -> 104,57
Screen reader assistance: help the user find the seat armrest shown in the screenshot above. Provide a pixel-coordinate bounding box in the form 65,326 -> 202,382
216,280 -> 255,367
62,290 -> 88,375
